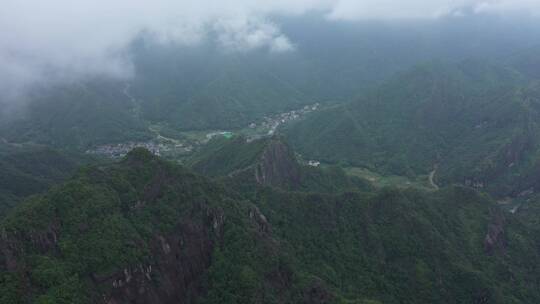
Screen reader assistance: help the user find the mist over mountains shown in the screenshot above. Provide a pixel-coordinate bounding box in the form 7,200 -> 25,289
1,1 -> 540,101
3,12 -> 540,129
3,2 -> 540,303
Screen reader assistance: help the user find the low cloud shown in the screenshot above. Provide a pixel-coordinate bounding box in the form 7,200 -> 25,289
213,17 -> 295,53
1,0 -> 539,99
328,0 -> 540,20
474,0 -> 540,16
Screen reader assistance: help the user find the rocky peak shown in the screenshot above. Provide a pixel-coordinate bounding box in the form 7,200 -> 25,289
254,138 -> 301,189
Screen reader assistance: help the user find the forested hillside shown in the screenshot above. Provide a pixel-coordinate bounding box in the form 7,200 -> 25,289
284,59 -> 540,198
0,144 -> 84,217
187,136 -> 371,193
2,149 -> 540,303
0,81 -> 151,149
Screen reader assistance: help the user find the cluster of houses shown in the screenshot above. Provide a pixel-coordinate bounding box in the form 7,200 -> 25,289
86,141 -> 193,159
308,160 -> 321,167
256,103 -> 320,136
86,142 -> 163,158
87,103 -> 321,159
88,131 -> 235,159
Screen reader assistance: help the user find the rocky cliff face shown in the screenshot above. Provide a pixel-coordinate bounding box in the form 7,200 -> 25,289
254,138 -> 301,189
0,175 -> 226,304
189,136 -> 303,190
104,208 -> 224,304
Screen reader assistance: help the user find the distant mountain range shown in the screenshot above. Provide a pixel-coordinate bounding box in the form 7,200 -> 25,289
3,17 -> 540,149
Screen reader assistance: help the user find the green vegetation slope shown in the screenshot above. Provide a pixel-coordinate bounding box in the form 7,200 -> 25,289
2,149 -> 540,303
285,60 -> 540,198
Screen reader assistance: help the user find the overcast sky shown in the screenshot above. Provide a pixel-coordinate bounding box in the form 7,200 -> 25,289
1,0 -> 540,98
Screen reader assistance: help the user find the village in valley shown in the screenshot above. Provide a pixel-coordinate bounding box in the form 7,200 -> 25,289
86,103 -> 320,159
85,141 -> 192,159
262,103 -> 320,136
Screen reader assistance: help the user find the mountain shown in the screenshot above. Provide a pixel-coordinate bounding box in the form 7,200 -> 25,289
5,16 -> 540,151
118,18 -> 540,132
187,136 -> 371,193
0,149 -> 310,304
508,45 -> 540,80
132,45 -> 312,131
437,82 -> 540,197
284,60 -> 540,198
0,144 -> 85,217
254,186 -> 540,304
2,148 -> 540,303
0,80 -> 152,149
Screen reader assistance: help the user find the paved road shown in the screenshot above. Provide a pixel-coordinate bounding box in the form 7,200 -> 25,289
429,166 -> 439,190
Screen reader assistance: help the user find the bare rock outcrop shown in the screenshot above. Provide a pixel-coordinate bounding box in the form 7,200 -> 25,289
255,138 -> 301,189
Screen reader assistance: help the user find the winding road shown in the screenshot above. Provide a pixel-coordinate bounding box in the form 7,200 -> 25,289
429,166 -> 439,190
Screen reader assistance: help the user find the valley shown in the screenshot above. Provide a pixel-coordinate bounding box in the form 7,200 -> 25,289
2,11 -> 540,304
85,95 -> 321,160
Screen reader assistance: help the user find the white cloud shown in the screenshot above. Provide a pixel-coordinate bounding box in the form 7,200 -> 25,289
213,17 -> 294,52
474,0 -> 540,16
0,0 -> 327,97
327,0 -> 540,20
270,36 -> 295,53
327,0 -> 459,20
